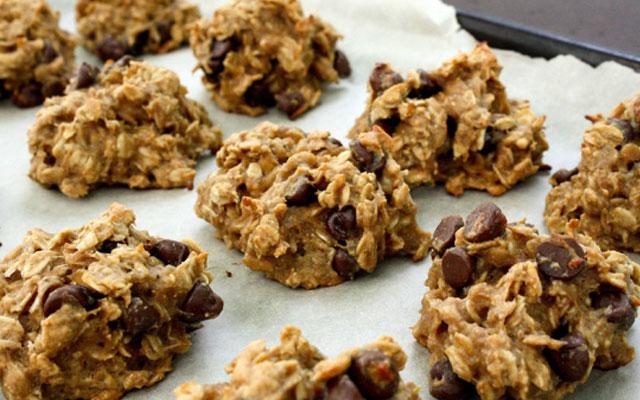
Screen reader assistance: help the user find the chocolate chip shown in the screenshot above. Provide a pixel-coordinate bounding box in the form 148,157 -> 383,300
463,203 -> 507,243
76,63 -> 99,89
115,55 -> 135,68
329,137 -> 343,147
432,215 -> 464,255
551,168 -> 578,186
442,247 -> 474,289
157,21 -> 173,44
149,240 -> 190,266
125,297 -> 159,336
206,39 -> 233,76
131,30 -> 150,56
180,282 -> 224,323
536,237 -> 585,280
327,375 -> 364,400
369,64 -> 403,96
11,82 -> 44,108
429,358 -> 475,400
592,287 -> 636,330
98,240 -> 119,253
608,118 -> 637,142
244,80 -> 275,108
43,284 -> 99,317
373,116 -> 401,135
480,127 -> 506,155
285,178 -> 317,206
545,332 -> 590,382
409,69 -> 442,99
96,36 -> 128,62
348,350 -> 399,400
326,207 -> 357,241
276,91 -> 305,118
350,140 -> 386,175
42,81 -> 65,98
42,42 -> 58,63
0,80 -> 8,100
332,248 -> 358,279
334,50 -> 352,78
446,116 -> 458,137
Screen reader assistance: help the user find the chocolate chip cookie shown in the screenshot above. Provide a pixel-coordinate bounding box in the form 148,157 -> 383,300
545,93 -> 640,252
0,0 -> 75,108
174,326 -> 418,400
349,43 -> 549,196
195,122 -> 430,289
28,58 -> 222,198
413,203 -> 640,400
0,203 -> 224,400
190,0 -> 351,119
76,0 -> 200,61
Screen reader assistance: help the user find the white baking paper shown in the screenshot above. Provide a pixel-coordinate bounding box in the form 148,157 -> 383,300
1,0 -> 639,399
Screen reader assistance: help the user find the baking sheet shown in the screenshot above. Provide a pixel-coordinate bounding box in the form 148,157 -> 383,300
1,0 -> 640,399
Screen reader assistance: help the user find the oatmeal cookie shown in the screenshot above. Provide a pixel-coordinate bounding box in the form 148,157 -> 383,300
195,122 -> 430,289
0,0 -> 75,108
0,203 -> 224,400
76,0 -> 200,61
190,0 -> 351,119
28,58 -> 222,198
174,326 -> 419,400
349,43 -> 548,196
413,203 -> 640,400
545,93 -> 640,252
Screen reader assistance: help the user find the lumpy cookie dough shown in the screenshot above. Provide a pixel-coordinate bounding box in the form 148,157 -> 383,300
174,326 -> 419,400
28,58 -> 222,198
349,43 -> 548,196
76,0 -> 200,61
195,122 -> 430,289
190,0 -> 351,119
0,203 -> 224,400
413,203 -> 640,400
545,93 -> 640,252
0,0 -> 75,108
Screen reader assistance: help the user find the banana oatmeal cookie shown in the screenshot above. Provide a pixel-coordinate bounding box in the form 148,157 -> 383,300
0,0 -> 75,108
0,203 -> 224,400
190,0 -> 351,119
545,93 -> 640,252
349,43 -> 548,196
195,122 -> 430,289
28,58 -> 222,198
413,202 -> 640,400
174,325 -> 419,400
76,0 -> 200,61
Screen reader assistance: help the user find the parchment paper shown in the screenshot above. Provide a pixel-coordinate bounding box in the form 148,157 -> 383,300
1,1 -> 639,399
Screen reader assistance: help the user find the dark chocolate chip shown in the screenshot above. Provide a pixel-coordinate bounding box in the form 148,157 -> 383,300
479,127 -> 506,155
350,140 -> 386,175
369,64 -> 403,96
157,21 -> 173,44
334,50 -> 352,78
429,358 -> 475,400
327,375 -> 365,400
11,82 -> 44,108
42,42 -> 58,63
96,36 -> 128,62
180,282 -> 224,323
536,237 -> 585,280
76,63 -> 99,89
326,207 -> 357,241
115,55 -> 135,68
329,137 -> 343,147
373,116 -> 401,135
442,247 -> 475,289
551,168 -> 578,186
332,248 -> 358,279
149,239 -> 190,266
0,80 -> 8,100
446,116 -> 458,137
206,39 -> 233,76
42,81 -> 65,98
244,80 -> 275,108
98,240 -> 119,254
125,297 -> 159,336
608,118 -> 637,143
276,91 -> 305,117
463,203 -> 507,243
432,215 -> 464,255
545,332 -> 590,382
592,287 -> 636,330
409,69 -> 442,99
43,284 -> 99,317
285,178 -> 317,206
348,350 -> 399,400
131,30 -> 150,56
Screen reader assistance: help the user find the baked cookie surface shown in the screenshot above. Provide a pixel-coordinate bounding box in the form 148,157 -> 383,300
195,122 -> 430,289
349,43 -> 548,196
28,58 -> 222,198
545,93 -> 640,252
190,0 -> 351,119
413,203 -> 640,400
174,326 -> 419,400
76,0 -> 200,61
0,203 -> 224,400
0,0 -> 75,108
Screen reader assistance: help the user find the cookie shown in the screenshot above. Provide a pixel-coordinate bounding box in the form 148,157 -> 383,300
190,0 -> 351,119
413,203 -> 640,400
195,122 -> 430,289
28,58 -> 222,198
545,93 -> 640,252
349,43 -> 548,196
76,0 -> 200,61
174,326 -> 419,400
0,0 -> 75,108
0,203 -> 224,400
